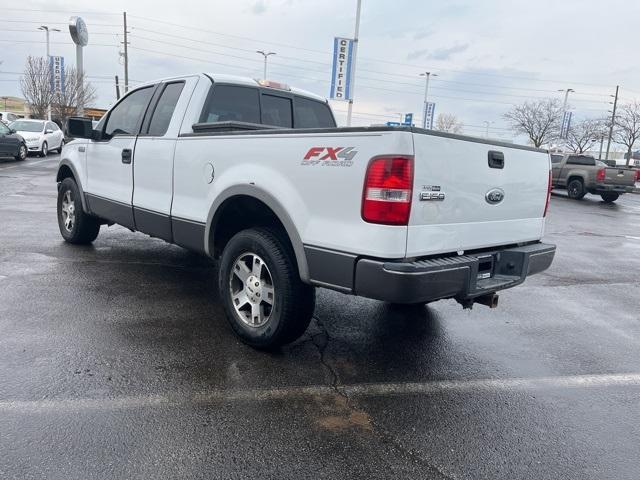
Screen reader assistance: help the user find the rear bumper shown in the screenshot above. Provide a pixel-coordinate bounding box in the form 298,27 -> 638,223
353,242 -> 556,304
591,184 -> 635,194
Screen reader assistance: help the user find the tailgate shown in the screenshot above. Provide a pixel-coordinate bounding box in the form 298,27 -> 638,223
406,133 -> 549,257
604,167 -> 636,186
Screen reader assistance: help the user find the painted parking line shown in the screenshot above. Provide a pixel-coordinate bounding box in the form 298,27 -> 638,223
0,157 -> 58,171
1,373 -> 639,413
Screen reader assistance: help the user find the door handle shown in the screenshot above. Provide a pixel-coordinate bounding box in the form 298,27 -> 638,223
122,148 -> 132,164
488,150 -> 504,169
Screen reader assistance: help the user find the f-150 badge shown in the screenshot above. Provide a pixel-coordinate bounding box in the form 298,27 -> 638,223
420,185 -> 445,201
301,147 -> 357,167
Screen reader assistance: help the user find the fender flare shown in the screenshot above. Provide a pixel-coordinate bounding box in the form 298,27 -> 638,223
56,159 -> 89,213
205,185 -> 310,282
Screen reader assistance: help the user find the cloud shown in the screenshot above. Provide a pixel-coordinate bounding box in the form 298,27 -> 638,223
407,44 -> 469,61
251,0 -> 267,14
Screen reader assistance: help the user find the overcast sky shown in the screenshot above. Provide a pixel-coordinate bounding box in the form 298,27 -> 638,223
1,0 -> 639,144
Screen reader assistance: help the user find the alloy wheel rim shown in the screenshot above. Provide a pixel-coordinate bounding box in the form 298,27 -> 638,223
20,145 -> 26,159
229,252 -> 275,328
60,190 -> 75,232
42,143 -> 47,156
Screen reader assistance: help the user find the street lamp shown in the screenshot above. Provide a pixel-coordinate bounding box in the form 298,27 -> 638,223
483,120 -> 494,138
558,88 -> 575,111
38,25 -> 60,121
256,51 -> 276,79
1,96 -> 8,110
420,72 -> 437,129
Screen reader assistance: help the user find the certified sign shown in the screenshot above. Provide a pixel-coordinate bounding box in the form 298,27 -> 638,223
330,37 -> 354,101
69,16 -> 89,47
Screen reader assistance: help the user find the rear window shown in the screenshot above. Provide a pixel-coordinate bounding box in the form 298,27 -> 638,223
566,155 -> 596,166
550,154 -> 563,164
200,85 -> 260,124
261,95 -> 293,128
294,97 -> 335,128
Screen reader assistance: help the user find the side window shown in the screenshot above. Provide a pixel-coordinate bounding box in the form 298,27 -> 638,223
261,94 -> 292,128
46,122 -> 56,132
104,86 -> 154,137
550,154 -> 563,164
147,82 -> 185,136
200,85 -> 260,124
294,97 -> 335,128
0,123 -> 9,134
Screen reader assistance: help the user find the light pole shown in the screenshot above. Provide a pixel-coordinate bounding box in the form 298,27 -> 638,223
1,96 -> 8,110
558,88 -> 575,111
256,51 -> 276,79
38,25 -> 60,121
420,72 -> 437,129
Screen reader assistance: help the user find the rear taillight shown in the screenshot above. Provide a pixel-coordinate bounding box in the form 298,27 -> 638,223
596,168 -> 606,182
544,170 -> 552,217
635,170 -> 640,182
362,156 -> 414,225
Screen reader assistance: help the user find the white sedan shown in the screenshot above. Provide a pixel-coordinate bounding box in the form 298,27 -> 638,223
9,119 -> 64,156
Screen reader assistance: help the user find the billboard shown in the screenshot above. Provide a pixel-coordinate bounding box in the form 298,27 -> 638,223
423,102 -> 436,129
330,37 -> 354,101
49,56 -> 65,96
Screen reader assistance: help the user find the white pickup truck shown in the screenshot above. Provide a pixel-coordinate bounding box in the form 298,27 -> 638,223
58,73 -> 555,348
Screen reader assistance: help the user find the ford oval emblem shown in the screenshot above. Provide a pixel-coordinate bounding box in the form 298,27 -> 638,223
485,188 -> 505,205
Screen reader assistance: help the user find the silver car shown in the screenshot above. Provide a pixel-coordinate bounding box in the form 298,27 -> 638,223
9,119 -> 65,156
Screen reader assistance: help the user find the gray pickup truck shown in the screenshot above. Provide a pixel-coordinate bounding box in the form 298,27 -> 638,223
551,154 -> 636,203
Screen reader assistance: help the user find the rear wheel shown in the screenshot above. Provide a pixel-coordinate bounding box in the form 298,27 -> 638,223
14,143 -> 27,161
567,179 -> 585,200
600,192 -> 619,203
57,177 -> 101,244
218,227 -> 315,349
40,141 -> 48,157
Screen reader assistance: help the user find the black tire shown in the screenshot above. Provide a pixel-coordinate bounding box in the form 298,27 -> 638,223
218,227 -> 315,349
567,179 -> 585,200
56,139 -> 64,154
57,177 -> 101,244
40,141 -> 48,157
600,192 -> 619,203
14,143 -> 27,161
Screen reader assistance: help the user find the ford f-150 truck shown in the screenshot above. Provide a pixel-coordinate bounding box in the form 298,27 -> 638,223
57,74 -> 555,348
551,153 -> 636,202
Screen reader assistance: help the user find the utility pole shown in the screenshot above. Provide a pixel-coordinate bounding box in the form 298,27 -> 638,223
123,12 -> 129,93
38,25 -> 60,120
605,85 -> 619,161
420,72 -> 437,129
346,0 -> 362,127
255,51 -> 276,79
483,121 -> 493,138
115,75 -> 121,100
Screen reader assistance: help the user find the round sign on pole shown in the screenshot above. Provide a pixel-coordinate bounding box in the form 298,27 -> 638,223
69,16 -> 89,47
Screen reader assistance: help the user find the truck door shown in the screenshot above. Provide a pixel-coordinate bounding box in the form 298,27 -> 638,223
84,85 -> 156,228
132,80 -> 189,241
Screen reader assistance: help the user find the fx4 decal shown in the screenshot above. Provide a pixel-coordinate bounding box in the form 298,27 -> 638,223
301,147 -> 358,167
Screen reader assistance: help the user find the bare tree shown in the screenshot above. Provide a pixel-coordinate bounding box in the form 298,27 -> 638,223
612,101 -> 640,166
20,56 -> 53,119
51,67 -> 97,127
565,118 -> 603,154
504,98 -> 563,148
435,113 -> 463,134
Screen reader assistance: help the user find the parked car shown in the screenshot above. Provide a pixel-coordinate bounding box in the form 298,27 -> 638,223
57,73 -> 555,348
0,111 -> 20,125
9,119 -> 64,156
551,154 -> 636,202
0,122 -> 28,160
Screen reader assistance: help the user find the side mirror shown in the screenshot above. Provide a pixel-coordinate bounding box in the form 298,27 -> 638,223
45,129 -> 53,134
67,117 -> 94,139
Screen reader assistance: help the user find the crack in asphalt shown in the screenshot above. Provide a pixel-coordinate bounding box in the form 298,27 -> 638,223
308,315 -> 455,480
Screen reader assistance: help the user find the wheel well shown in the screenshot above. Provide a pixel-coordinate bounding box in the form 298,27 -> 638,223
567,176 -> 583,186
56,165 -> 75,183
210,195 -> 293,260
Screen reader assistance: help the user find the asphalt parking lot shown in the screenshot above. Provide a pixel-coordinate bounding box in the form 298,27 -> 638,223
1,154 -> 639,479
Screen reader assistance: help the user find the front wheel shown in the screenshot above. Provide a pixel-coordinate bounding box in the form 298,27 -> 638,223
567,179 -> 585,200
14,143 -> 27,161
600,192 -> 619,203
40,141 -> 48,157
56,139 -> 64,154
57,177 -> 101,244
218,227 -> 315,349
